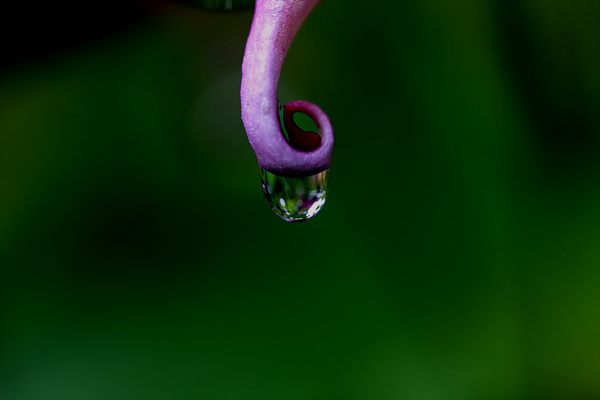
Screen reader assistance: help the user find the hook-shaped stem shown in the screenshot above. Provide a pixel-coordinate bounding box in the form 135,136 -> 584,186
240,0 -> 334,177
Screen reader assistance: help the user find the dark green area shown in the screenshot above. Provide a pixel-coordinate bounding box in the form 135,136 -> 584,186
1,1 -> 599,399
172,0 -> 256,12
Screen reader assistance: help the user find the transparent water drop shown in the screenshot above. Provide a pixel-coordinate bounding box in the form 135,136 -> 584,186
260,168 -> 330,222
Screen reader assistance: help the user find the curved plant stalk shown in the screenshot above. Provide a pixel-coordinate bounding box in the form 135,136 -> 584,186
240,0 -> 334,177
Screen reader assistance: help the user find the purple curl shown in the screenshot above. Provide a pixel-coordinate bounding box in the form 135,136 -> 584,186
240,0 -> 334,177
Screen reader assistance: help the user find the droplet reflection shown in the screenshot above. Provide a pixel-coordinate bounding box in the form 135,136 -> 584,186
260,168 -> 329,222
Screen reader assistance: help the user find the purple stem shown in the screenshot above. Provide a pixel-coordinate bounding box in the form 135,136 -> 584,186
240,0 -> 334,177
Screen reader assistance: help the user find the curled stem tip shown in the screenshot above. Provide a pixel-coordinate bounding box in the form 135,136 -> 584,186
240,0 -> 334,177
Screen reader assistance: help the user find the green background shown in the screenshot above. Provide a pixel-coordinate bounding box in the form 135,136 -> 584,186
1,1 -> 599,399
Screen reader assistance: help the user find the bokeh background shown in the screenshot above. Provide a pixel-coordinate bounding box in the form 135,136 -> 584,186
1,0 -> 600,399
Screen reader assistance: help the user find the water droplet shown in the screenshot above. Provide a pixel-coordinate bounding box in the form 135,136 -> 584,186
260,168 -> 330,222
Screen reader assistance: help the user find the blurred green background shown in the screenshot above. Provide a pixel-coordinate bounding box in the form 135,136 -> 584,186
1,1 -> 599,399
